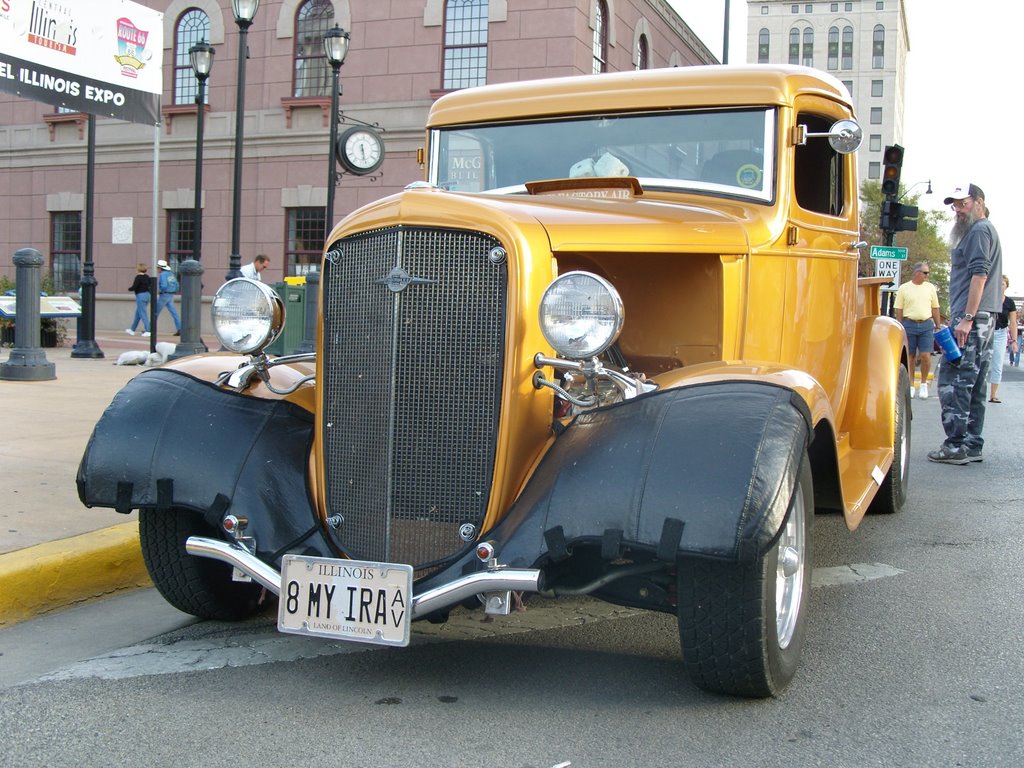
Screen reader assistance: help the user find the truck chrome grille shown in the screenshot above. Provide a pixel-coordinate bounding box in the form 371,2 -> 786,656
320,226 -> 506,572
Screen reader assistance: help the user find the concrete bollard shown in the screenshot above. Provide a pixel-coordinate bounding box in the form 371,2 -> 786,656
297,269 -> 320,354
168,258 -> 207,360
0,248 -> 56,381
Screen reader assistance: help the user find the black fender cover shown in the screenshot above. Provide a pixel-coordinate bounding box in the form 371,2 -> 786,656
77,368 -> 332,562
487,380 -> 812,569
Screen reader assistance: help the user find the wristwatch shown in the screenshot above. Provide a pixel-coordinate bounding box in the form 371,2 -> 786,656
962,313 -> 974,322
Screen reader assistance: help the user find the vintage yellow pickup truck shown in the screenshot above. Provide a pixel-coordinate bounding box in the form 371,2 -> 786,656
79,65 -> 910,697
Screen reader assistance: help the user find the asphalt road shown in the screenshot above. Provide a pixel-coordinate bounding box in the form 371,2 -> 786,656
1,369 -> 1022,767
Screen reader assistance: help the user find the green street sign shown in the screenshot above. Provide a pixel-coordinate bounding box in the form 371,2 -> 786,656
870,245 -> 909,261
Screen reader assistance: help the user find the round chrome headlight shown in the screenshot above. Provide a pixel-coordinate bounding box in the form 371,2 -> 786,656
539,271 -> 624,359
211,278 -> 285,355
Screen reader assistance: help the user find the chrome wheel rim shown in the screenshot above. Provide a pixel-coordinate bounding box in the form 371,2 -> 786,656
898,396 -> 909,482
775,487 -> 806,650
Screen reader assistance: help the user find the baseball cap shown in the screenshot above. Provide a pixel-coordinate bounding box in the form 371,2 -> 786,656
156,259 -> 171,270
943,182 -> 985,205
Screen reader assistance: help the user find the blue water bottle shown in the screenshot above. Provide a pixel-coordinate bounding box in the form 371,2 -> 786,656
934,325 -> 962,366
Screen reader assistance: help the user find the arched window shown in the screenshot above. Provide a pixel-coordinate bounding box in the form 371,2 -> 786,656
789,28 -> 800,65
758,28 -> 770,63
593,0 -> 608,74
173,8 -> 211,105
443,0 -> 489,90
872,24 -> 885,68
293,0 -> 334,98
841,25 -> 853,69
802,28 -> 813,66
636,34 -> 649,70
827,26 -> 838,69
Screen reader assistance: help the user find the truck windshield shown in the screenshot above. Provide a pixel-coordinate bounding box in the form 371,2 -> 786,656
429,108 -> 776,201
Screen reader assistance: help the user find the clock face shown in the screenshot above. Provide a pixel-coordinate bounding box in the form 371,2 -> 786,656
337,127 -> 385,175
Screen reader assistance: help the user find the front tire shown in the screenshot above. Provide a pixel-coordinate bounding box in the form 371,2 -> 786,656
676,456 -> 813,697
139,507 -> 263,620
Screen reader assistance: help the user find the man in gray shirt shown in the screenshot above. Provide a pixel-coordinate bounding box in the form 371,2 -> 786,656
927,183 -> 1003,464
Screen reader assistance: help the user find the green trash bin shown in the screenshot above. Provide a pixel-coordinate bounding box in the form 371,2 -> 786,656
265,280 -> 306,356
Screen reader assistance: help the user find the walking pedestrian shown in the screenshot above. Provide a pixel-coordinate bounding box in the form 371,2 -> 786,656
156,259 -> 181,336
125,262 -> 151,337
894,261 -> 941,399
927,183 -> 1003,465
1013,315 -> 1024,367
988,275 -> 1018,403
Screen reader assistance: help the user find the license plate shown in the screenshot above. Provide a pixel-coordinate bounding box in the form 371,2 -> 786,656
278,555 -> 414,646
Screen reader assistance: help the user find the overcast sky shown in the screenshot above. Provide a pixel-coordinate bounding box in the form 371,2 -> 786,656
671,0 -> 1020,290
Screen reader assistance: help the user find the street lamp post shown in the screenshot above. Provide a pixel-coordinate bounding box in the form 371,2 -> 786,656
722,0 -> 731,64
189,41 -> 215,262
899,179 -> 933,201
323,25 -> 350,238
227,0 -> 260,281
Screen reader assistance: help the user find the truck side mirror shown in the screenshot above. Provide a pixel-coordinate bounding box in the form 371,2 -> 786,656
793,119 -> 863,154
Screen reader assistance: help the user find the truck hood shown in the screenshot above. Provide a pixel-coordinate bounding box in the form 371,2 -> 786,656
485,190 -> 755,254
333,184 -> 767,256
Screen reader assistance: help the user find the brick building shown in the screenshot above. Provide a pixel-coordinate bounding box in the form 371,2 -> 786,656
0,0 -> 714,329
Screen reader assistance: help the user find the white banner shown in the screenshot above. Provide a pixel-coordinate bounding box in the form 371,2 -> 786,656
0,0 -> 163,125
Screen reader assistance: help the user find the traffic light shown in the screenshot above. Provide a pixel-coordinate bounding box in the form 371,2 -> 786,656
879,200 -> 919,233
881,144 -> 904,198
880,199 -> 895,231
895,203 -> 918,232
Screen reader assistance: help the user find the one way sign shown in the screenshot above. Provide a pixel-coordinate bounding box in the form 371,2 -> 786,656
875,259 -> 902,280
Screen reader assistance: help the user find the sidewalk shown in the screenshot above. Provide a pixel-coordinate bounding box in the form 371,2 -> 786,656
0,331 -> 217,627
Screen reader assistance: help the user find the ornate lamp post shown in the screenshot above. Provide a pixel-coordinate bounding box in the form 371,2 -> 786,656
227,0 -> 260,281
323,25 -> 350,237
189,40 -> 215,262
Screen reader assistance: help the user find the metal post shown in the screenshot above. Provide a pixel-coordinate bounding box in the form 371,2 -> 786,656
0,248 -> 56,381
722,0 -> 731,64
227,21 -> 252,281
193,74 -> 208,263
297,269 -> 319,353
883,195 -> 897,317
149,124 -> 161,354
325,64 -> 341,239
168,259 -> 207,360
322,25 -> 349,242
72,114 -> 103,359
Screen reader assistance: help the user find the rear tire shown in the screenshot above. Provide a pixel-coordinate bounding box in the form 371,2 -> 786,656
139,507 -> 263,620
869,363 -> 911,514
676,456 -> 813,697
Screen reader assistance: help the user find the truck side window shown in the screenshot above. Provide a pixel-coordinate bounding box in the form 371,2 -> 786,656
794,113 -> 846,216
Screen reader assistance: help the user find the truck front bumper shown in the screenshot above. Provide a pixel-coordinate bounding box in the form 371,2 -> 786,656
185,535 -> 544,620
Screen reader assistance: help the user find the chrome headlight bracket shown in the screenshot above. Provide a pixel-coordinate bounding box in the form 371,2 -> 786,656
533,353 -> 657,411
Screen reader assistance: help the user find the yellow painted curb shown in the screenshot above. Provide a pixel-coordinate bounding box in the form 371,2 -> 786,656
0,522 -> 151,628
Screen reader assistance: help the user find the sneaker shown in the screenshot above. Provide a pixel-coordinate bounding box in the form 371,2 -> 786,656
918,382 -> 928,399
142,331 -> 151,337
125,328 -> 135,336
965,448 -> 983,463
927,445 -> 969,465
909,385 -> 916,398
